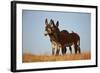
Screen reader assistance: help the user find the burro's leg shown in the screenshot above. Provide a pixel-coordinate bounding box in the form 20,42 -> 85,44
52,42 -> 58,56
51,42 -> 55,55
59,44 -> 62,56
62,47 -> 66,55
56,49 -> 59,55
55,43 -> 61,56
77,40 -> 81,53
52,48 -> 55,55
59,48 -> 62,56
77,46 -> 81,53
69,46 -> 72,54
55,43 -> 58,56
73,44 -> 77,54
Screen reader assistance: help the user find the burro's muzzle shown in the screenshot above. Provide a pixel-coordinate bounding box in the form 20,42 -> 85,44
44,31 -> 48,36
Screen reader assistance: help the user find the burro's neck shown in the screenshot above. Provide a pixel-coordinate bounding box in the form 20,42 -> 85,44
49,32 -> 60,43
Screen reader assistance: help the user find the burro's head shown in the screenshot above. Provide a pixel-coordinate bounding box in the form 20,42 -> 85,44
44,18 -> 59,36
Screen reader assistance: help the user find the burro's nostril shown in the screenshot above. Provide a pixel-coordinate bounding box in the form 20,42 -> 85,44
44,31 -> 48,36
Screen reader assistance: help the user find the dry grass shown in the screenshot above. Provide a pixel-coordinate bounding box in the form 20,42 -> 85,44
22,52 -> 91,63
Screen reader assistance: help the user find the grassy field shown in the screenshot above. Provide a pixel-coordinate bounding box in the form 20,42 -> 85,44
22,52 -> 91,63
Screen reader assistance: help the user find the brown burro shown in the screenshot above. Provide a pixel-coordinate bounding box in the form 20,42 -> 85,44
44,18 -> 81,55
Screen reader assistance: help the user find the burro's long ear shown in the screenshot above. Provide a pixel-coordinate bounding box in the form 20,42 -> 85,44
50,19 -> 55,27
50,19 -> 54,24
45,18 -> 48,25
56,21 -> 59,27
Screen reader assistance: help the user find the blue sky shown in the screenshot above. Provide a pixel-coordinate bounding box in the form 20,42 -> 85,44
22,10 -> 91,55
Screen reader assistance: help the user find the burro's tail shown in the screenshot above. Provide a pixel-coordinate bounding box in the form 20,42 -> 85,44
77,38 -> 81,53
77,39 -> 80,47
